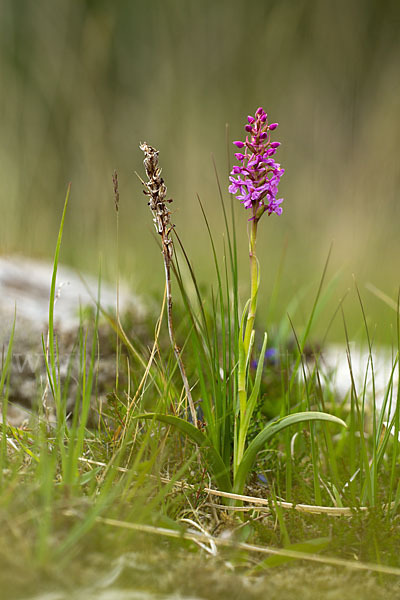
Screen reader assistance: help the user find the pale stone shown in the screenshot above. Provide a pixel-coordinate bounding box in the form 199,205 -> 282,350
0,255 -> 145,426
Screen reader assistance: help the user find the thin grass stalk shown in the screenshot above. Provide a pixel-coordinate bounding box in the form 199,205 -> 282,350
354,279 -> 378,504
112,169 -> 121,393
266,238 -> 288,325
0,309 -> 16,481
227,151 -> 239,438
173,230 -> 213,353
211,153 -> 237,304
288,245 -> 333,393
197,195 -> 235,461
375,356 -> 398,458
61,338 -> 77,417
315,366 -> 340,488
47,183 -> 71,422
199,197 -> 226,450
38,185 -> 71,488
170,250 -> 219,446
70,284 -> 101,484
63,324 -> 85,487
211,291 -> 223,446
282,350 -> 293,500
197,163 -> 240,466
57,402 -> 173,561
288,314 -> 321,504
223,243 -> 235,465
343,312 -> 373,505
121,287 -> 167,439
389,289 -> 400,513
172,224 -> 236,459
221,245 -> 231,463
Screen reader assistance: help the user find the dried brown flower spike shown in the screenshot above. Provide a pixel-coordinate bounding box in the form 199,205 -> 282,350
139,143 -> 174,261
139,142 -> 197,427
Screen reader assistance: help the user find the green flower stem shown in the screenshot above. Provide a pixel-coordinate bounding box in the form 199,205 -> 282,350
235,215 -> 259,476
246,217 -> 259,342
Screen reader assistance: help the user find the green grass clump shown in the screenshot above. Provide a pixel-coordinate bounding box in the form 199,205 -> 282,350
0,170 -> 400,599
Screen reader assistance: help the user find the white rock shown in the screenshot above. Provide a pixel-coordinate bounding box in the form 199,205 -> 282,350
322,343 -> 399,413
0,255 -> 145,343
0,255 -> 146,426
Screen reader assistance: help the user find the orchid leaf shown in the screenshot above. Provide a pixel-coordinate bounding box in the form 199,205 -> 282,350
242,332 -> 268,436
234,412 -> 347,495
133,413 -> 232,492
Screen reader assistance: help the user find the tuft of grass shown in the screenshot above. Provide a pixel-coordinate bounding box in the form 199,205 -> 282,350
0,168 -> 400,598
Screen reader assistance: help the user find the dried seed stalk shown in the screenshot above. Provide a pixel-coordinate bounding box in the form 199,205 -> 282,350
139,142 -> 197,427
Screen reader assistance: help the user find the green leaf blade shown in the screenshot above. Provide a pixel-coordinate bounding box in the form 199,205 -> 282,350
234,411 -> 346,495
133,413 -> 232,492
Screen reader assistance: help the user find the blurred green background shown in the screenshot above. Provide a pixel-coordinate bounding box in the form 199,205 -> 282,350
1,0 -> 399,341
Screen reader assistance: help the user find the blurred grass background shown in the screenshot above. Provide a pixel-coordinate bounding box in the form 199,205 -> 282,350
0,0 -> 399,342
